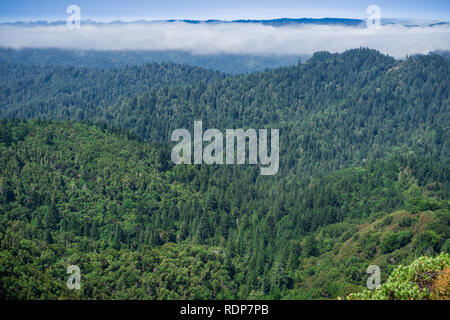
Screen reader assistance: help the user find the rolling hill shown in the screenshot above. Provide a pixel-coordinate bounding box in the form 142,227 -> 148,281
0,48 -> 448,299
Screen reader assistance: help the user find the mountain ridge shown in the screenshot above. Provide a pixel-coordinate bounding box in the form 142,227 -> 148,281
2,17 -> 448,27
0,47 -> 448,300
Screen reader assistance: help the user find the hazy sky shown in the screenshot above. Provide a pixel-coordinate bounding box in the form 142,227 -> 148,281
0,0 -> 449,22
1,1 -> 449,57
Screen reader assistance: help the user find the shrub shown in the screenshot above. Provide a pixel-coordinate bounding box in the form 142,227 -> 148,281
430,267 -> 450,300
414,230 -> 441,254
381,216 -> 393,226
380,230 -> 412,254
346,253 -> 450,300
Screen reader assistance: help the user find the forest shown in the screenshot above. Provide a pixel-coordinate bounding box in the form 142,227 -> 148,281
0,48 -> 448,299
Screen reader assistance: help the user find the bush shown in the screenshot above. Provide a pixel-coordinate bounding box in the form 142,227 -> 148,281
380,230 -> 412,254
381,216 -> 393,226
347,253 -> 450,300
414,230 -> 441,254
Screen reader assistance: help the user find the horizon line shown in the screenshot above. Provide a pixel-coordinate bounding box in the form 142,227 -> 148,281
1,17 -> 449,24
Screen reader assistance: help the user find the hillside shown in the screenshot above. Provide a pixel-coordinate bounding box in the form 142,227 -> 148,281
0,61 -> 224,120
285,209 -> 449,298
1,49 -> 448,178
0,48 -> 449,300
0,120 -> 448,299
347,253 -> 449,300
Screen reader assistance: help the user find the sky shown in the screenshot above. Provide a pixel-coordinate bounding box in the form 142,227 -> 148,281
0,1 -> 449,58
0,0 -> 449,22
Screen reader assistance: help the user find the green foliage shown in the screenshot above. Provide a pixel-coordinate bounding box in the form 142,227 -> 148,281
1,49 -> 449,180
347,253 -> 449,300
0,48 -> 448,300
0,120 -> 447,299
398,216 -> 414,228
381,231 -> 413,254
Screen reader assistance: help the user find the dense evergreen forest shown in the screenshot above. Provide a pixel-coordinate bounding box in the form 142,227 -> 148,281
0,48 -> 448,299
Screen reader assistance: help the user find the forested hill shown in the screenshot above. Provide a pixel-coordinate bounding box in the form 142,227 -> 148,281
0,120 -> 448,299
0,61 -> 224,120
0,48 -> 302,74
1,49 -> 448,177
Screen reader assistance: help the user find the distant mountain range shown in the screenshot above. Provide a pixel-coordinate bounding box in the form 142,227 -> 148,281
1,17 -> 448,27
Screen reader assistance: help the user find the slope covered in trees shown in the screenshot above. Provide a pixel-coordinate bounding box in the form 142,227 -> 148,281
0,48 -> 303,74
0,61 -> 224,120
1,49 -> 448,178
0,120 -> 448,299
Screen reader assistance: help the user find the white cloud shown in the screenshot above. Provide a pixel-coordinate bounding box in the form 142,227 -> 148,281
0,22 -> 449,58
